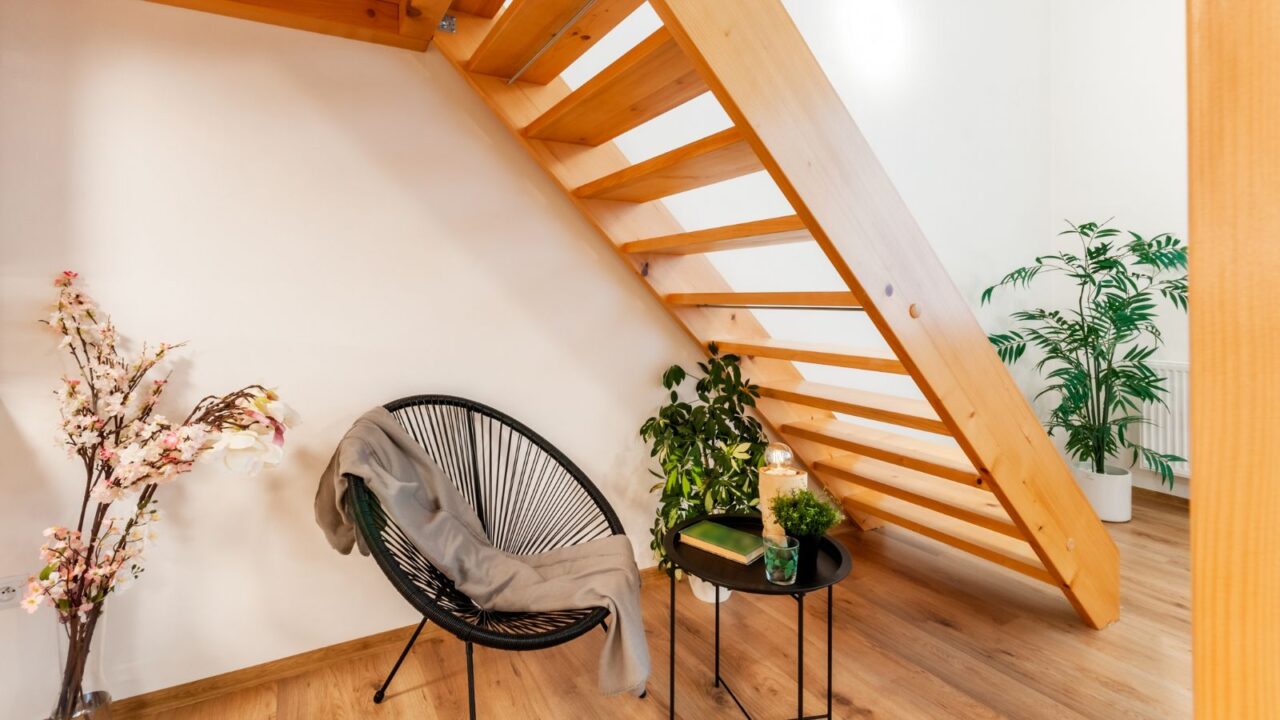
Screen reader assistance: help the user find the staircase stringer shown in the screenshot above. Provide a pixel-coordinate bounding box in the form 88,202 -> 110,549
650,0 -> 1119,628
431,12 -> 885,530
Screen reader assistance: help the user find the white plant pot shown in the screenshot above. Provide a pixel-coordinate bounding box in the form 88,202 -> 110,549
687,575 -> 732,604
1073,463 -> 1132,523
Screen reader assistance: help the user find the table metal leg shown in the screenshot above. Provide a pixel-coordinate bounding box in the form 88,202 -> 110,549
827,585 -> 833,718
797,593 -> 805,720
669,567 -> 676,720
671,578 -> 838,719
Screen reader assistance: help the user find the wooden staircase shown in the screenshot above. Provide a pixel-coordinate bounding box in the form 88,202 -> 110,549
431,0 -> 1119,629
148,0 -> 1120,629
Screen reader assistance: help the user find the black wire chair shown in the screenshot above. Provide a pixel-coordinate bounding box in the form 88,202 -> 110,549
345,395 -> 628,718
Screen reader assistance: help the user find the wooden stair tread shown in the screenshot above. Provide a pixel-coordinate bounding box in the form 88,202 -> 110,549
620,215 -> 811,255
759,379 -> 948,434
466,0 -> 644,83
713,338 -> 906,374
665,291 -> 860,309
833,486 -> 1052,584
816,455 -> 1016,536
525,27 -> 706,145
573,127 -> 763,202
782,418 -> 982,487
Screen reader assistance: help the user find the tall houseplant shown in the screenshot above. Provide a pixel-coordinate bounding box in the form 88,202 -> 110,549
24,272 -> 293,719
640,344 -> 766,580
982,222 -> 1187,519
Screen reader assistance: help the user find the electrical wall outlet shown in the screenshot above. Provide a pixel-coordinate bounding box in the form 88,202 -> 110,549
0,574 -> 26,610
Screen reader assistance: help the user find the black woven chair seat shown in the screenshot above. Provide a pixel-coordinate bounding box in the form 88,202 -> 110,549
346,395 -> 625,652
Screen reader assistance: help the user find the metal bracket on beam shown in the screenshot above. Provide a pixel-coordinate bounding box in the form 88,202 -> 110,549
438,14 -> 457,33
505,0 -> 598,84
693,304 -> 865,312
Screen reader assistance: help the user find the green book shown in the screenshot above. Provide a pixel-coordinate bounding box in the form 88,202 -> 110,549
679,520 -> 765,564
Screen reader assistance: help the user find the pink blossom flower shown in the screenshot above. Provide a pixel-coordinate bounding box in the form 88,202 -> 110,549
31,272 -> 288,627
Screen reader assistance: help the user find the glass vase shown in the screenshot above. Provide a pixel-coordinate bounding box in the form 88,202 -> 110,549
49,610 -> 112,720
763,536 -> 799,585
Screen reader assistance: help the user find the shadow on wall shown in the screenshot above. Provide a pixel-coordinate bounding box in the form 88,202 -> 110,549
0,400 -> 67,711
0,0 -> 80,709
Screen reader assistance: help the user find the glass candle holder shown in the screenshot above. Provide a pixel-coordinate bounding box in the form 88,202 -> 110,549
763,536 -> 800,585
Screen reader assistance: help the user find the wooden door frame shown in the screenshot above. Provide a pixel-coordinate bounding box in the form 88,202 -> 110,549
1188,1 -> 1280,716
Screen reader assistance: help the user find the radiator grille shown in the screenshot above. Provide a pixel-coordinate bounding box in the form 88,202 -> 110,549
1141,361 -> 1190,477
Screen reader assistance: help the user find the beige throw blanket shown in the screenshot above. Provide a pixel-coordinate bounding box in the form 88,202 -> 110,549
315,408 -> 650,696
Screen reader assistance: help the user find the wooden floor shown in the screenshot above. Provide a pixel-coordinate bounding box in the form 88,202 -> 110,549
150,491 -> 1189,719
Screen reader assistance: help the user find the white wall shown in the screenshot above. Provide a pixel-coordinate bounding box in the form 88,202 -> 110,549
0,1 -> 697,715
1050,0 -> 1188,361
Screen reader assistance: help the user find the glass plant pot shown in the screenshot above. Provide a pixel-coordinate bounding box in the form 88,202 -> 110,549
49,614 -> 112,720
763,536 -> 799,585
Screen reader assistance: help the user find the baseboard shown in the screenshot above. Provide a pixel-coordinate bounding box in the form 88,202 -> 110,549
112,566 -> 671,717
1133,485 -> 1190,508
110,623 -> 438,718
1131,467 -> 1191,499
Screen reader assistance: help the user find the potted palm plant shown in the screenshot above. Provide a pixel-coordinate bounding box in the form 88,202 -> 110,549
982,221 -> 1188,521
640,343 -> 766,602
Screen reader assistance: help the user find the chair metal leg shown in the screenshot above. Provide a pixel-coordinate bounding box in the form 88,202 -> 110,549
373,617 -> 428,704
466,641 -> 477,720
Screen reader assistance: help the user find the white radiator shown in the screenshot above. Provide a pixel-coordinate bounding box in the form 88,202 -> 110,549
1141,361 -> 1190,477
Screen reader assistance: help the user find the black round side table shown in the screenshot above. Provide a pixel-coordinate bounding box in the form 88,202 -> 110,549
663,514 -> 852,720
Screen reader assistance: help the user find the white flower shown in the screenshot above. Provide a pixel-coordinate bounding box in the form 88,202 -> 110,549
262,399 -> 298,428
175,425 -> 209,462
72,429 -> 101,446
21,594 -> 41,614
100,393 -> 125,418
115,443 -> 148,467
210,428 -> 282,475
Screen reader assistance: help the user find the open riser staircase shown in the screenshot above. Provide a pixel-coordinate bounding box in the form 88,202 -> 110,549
147,0 -> 1120,629
430,0 -> 1120,629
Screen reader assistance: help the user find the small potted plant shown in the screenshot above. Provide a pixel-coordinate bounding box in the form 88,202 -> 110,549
982,221 -> 1187,521
640,343 -> 766,602
769,489 -> 843,579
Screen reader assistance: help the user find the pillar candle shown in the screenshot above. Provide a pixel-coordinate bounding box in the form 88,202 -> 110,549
758,466 -> 808,539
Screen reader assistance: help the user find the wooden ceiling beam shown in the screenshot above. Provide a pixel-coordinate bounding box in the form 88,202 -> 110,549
450,0 -> 505,19
146,0 -> 451,51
